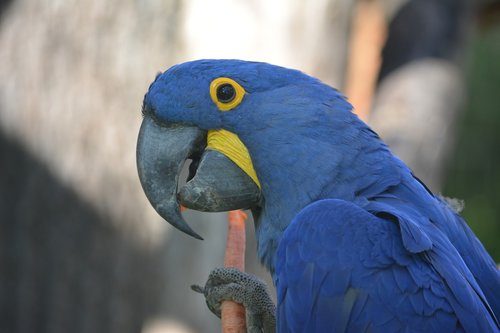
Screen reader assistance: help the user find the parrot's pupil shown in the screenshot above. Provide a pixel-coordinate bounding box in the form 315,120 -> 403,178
217,84 -> 236,103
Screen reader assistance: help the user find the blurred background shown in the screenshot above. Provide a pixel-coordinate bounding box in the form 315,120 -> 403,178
0,0 -> 499,332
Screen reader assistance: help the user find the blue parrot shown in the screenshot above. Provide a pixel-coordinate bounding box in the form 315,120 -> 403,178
136,59 -> 500,332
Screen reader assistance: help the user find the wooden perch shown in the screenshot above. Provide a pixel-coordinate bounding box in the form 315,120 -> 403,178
221,210 -> 248,333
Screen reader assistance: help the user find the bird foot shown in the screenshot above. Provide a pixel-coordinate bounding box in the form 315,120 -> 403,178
192,267 -> 276,333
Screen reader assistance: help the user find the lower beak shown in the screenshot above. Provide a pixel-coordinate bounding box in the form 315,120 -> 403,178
179,149 -> 261,212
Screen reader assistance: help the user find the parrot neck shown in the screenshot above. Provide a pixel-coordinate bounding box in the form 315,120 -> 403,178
242,121 -> 403,274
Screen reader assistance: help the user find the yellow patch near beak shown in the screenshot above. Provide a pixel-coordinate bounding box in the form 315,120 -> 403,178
207,129 -> 261,189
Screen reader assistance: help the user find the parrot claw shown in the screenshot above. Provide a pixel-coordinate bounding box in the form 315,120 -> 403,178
192,267 -> 276,333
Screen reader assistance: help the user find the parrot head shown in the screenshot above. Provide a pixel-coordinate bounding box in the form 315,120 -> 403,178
137,59 -> 396,245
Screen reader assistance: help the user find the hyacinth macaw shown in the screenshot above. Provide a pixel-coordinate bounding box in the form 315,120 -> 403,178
136,59 -> 500,332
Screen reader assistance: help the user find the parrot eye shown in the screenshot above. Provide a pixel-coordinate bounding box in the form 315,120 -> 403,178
217,84 -> 236,103
210,77 -> 246,111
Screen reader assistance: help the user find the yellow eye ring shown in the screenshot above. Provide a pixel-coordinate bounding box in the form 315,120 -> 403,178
210,77 -> 246,111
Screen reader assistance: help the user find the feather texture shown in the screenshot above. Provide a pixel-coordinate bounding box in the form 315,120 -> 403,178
275,199 -> 498,332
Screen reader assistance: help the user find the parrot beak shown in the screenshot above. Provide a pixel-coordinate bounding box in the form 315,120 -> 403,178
137,116 -> 261,240
179,149 -> 261,212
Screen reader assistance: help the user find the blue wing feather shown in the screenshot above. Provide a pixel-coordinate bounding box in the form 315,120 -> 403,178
366,177 -> 500,322
274,199 -> 498,332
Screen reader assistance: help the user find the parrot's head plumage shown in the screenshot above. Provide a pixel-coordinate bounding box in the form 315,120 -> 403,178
138,59 -> 401,267
143,60 -> 316,129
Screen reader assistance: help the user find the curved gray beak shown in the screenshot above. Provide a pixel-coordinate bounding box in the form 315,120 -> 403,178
137,116 -> 261,240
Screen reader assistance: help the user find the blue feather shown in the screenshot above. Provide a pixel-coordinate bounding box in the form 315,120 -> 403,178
275,199 -> 498,332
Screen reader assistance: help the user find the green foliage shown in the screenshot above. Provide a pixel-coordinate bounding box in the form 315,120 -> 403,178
444,23 -> 500,262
